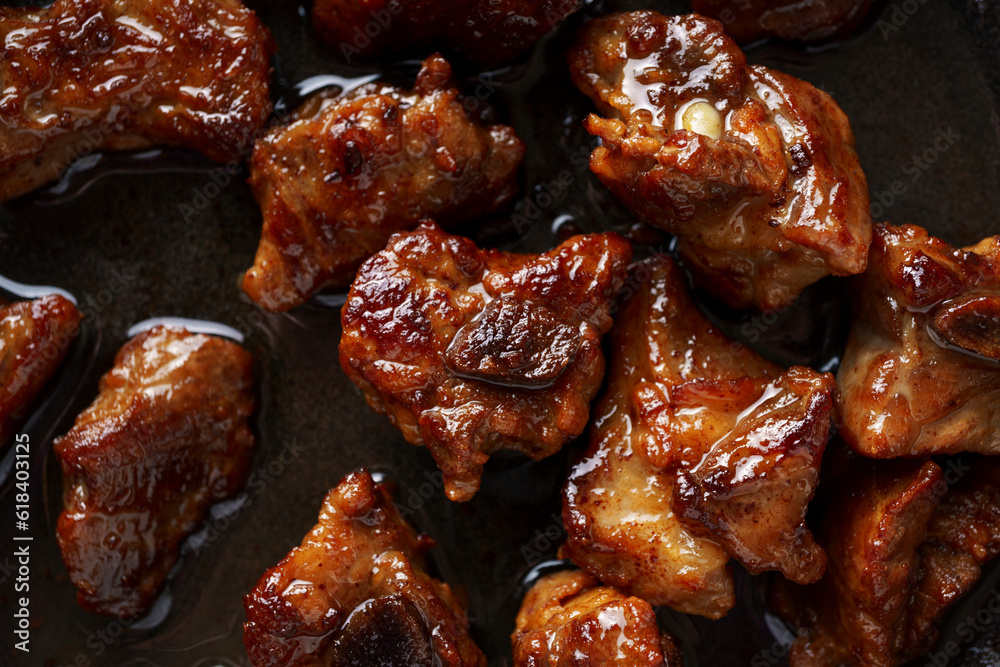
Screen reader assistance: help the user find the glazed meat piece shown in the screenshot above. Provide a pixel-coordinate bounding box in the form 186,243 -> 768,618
772,454 -> 1000,666
0,294 -> 82,445
691,0 -> 874,44
243,55 -> 524,312
512,568 -> 683,666
771,456 -> 944,666
568,11 -> 871,310
837,224 -> 1000,458
339,221 -> 631,502
54,326 -> 255,617
906,458 -> 1000,652
562,256 -> 833,619
312,0 -> 579,67
244,469 -> 485,667
0,0 -> 274,202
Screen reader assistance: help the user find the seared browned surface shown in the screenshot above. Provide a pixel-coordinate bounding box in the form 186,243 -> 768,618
907,459 -> 1000,654
0,294 -> 81,445
0,0 -> 274,202
512,569 -> 683,667
562,256 -> 832,619
54,326 -> 255,617
568,11 -> 871,310
243,469 -> 485,667
339,221 -> 630,502
773,454 -> 1000,666
692,0 -> 874,43
243,54 -> 525,312
312,0 -> 579,67
772,456 -> 944,667
837,223 -> 1000,458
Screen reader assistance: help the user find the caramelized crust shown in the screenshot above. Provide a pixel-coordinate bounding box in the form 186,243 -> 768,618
773,455 -> 1000,666
667,366 -> 834,579
312,0 -> 579,67
512,569 -> 682,667
54,326 -> 255,617
691,0 -> 874,44
562,256 -> 832,619
568,11 -> 871,310
243,55 -> 525,312
243,470 -> 485,667
837,224 -> 1000,458
907,459 -> 1000,653
0,294 -> 82,445
339,221 -> 631,502
0,0 -> 274,202
772,456 -> 944,667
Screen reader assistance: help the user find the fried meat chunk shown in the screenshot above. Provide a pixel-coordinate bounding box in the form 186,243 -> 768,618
691,0 -> 874,44
561,256 -> 833,619
906,459 -> 1000,652
0,0 -> 274,202
0,294 -> 82,445
772,454 -> 1000,666
312,0 -> 580,67
243,469 -> 486,667
837,224 -> 1000,458
512,568 -> 683,667
243,55 -> 525,312
54,325 -> 256,617
568,11 -> 871,310
339,221 -> 631,502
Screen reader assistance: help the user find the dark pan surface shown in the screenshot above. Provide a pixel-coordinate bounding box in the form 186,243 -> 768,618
1,0 -> 1000,664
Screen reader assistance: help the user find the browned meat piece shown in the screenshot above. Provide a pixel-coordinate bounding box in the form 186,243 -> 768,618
312,0 -> 579,67
691,0 -> 874,44
906,459 -> 1000,652
512,569 -> 683,667
0,0 -> 275,202
339,221 -> 631,502
771,456 -> 944,667
562,256 -> 832,619
568,11 -> 871,310
667,365 -> 833,578
772,454 -> 1000,666
0,294 -> 82,445
54,326 -> 255,617
243,55 -> 525,312
243,469 -> 486,667
837,224 -> 1000,458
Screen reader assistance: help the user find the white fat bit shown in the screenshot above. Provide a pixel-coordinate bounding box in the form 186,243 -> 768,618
679,101 -> 722,140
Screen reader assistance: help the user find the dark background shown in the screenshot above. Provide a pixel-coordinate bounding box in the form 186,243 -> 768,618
2,0 -> 1000,664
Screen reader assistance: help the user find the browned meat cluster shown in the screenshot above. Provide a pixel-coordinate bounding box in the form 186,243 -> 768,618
10,0 -> 998,663
837,224 -> 1000,458
561,256 -> 833,619
312,0 -> 580,67
54,326 -> 255,617
243,469 -> 485,667
340,222 -> 631,502
692,0 -> 874,43
243,55 -> 525,312
568,11 -> 871,310
0,0 -> 275,202
0,294 -> 82,445
773,453 -> 1000,666
512,569 -> 683,666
